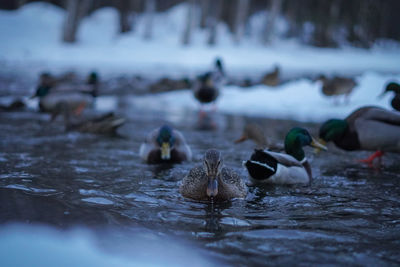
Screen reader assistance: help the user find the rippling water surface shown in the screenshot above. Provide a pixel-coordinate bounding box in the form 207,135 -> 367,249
1,95 -> 400,266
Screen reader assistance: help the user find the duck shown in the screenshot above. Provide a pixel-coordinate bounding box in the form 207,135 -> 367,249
193,58 -> 225,106
32,72 -> 97,119
318,106 -> 400,166
261,65 -> 280,87
234,123 -> 284,151
234,123 -> 270,149
0,99 -> 26,112
56,102 -> 125,135
180,149 -> 247,201
139,125 -> 192,164
378,82 -> 400,111
318,75 -> 357,104
243,127 -> 327,184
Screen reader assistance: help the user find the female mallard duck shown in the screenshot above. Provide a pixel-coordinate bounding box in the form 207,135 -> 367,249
58,103 -> 125,135
235,123 -> 270,149
180,149 -> 247,201
244,127 -> 327,184
318,106 -> 400,165
379,82 -> 400,111
193,58 -> 225,105
318,75 -> 357,104
139,125 -> 192,164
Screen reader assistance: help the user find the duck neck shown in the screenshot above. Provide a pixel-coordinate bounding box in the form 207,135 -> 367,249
300,158 -> 312,182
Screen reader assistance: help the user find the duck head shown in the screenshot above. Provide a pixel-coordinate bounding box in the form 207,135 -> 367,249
379,82 -> 400,98
156,125 -> 175,160
317,119 -> 348,152
285,127 -> 327,161
235,123 -> 268,148
203,149 -> 223,198
87,71 -> 99,85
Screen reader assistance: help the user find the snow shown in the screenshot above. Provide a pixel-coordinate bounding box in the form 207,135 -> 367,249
131,71 -> 400,122
0,224 -> 214,267
0,2 -> 400,121
0,2 -> 399,78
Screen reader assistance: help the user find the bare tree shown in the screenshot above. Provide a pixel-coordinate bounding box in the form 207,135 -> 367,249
233,0 -> 249,44
62,0 -> 93,43
182,0 -> 197,45
207,0 -> 222,45
117,0 -> 134,33
143,0 -> 156,40
263,0 -> 282,44
200,0 -> 210,29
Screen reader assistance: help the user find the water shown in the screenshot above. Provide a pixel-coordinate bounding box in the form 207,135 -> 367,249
1,94 -> 400,266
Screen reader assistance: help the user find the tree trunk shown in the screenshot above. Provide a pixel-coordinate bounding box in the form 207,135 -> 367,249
118,0 -> 133,33
233,0 -> 249,44
207,0 -> 222,45
200,0 -> 210,29
182,0 -> 196,45
143,0 -> 156,40
263,0 -> 282,44
62,0 -> 92,43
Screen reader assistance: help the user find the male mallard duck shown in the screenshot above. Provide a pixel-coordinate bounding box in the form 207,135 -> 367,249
193,58 -> 225,105
318,75 -> 357,104
244,127 -> 327,184
318,106 -> 400,166
180,149 -> 247,201
378,82 -> 400,111
261,65 -> 280,86
139,125 -> 192,164
32,72 -> 97,118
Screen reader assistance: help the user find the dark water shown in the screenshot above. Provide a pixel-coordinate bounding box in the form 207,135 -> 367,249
1,95 -> 400,266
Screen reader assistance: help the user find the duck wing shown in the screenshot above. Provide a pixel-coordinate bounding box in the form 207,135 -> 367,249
348,106 -> 400,151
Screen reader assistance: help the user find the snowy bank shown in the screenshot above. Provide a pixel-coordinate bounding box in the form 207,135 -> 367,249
0,3 -> 400,78
129,72 -> 400,122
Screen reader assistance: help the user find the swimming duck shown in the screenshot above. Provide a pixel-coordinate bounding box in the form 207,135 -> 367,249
139,125 -> 192,164
318,75 -> 357,104
318,106 -> 400,166
261,65 -> 280,86
193,58 -> 225,105
57,103 -> 125,135
378,82 -> 400,111
180,149 -> 247,201
244,127 -> 327,184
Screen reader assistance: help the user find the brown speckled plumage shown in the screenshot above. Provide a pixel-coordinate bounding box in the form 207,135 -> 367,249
180,149 -> 247,202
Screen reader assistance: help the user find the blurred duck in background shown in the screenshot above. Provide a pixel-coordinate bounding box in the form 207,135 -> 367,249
234,123 -> 283,151
193,57 -> 225,110
261,65 -> 280,87
31,72 -> 99,120
140,125 -> 192,164
378,82 -> 400,111
318,106 -> 400,167
193,58 -> 225,129
243,127 -> 327,185
318,75 -> 357,104
55,102 -> 125,135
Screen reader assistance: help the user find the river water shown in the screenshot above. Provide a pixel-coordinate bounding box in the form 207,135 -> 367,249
1,91 -> 400,266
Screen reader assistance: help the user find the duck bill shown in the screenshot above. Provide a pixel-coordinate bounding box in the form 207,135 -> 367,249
312,138 -> 327,154
206,177 -> 218,198
161,142 -> 171,160
234,135 -> 248,144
